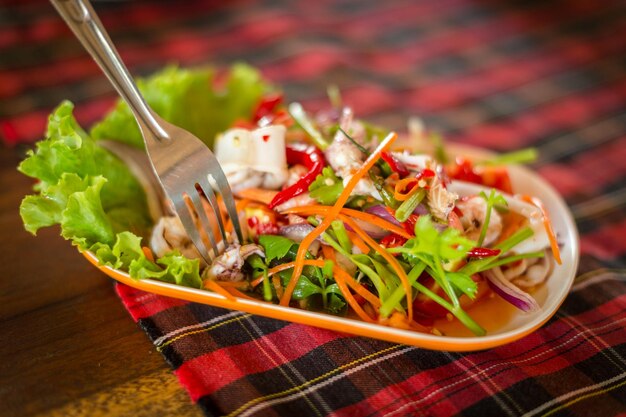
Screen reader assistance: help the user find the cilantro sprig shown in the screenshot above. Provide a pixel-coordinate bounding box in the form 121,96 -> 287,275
477,189 -> 508,247
388,216 -> 486,335
309,167 -> 344,205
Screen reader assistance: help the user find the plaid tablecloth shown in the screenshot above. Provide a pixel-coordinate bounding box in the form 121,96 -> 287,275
3,0 -> 626,416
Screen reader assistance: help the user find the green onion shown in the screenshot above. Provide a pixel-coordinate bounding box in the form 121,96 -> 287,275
430,131 -> 449,164
477,189 -> 508,247
327,85 -> 342,108
476,148 -> 538,166
395,189 -> 426,222
288,102 -> 329,150
338,127 -> 368,154
379,262 -> 425,318
460,226 -> 534,275
331,220 -> 352,253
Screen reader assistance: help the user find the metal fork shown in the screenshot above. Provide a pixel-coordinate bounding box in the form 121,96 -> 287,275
51,0 -> 243,263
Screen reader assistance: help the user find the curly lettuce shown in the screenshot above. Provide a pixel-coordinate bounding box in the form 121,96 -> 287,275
91,64 -> 269,149
18,65 -> 272,288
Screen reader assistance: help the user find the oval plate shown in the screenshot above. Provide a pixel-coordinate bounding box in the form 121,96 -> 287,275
84,146 -> 579,351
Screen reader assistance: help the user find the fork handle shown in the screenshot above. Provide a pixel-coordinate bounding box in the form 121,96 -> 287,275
50,0 -> 169,141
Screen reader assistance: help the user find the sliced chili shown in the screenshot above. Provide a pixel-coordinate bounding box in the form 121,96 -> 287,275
380,233 -> 408,255
467,247 -> 501,259
380,152 -> 410,178
268,143 -> 325,209
252,93 -> 283,122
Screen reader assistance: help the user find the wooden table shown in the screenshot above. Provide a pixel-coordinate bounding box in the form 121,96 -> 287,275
0,146 -> 202,417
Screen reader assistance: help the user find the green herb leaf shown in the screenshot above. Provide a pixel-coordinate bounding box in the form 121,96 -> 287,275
258,235 -> 297,263
309,166 -> 344,205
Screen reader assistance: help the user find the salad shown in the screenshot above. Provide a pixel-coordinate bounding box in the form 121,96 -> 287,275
19,65 -> 561,337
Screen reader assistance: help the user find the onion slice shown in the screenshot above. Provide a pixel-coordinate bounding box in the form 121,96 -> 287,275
365,205 -> 401,225
280,223 -> 315,242
344,218 -> 388,240
483,267 -> 540,312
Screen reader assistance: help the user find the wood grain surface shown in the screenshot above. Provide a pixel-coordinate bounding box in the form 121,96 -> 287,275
0,147 -> 202,417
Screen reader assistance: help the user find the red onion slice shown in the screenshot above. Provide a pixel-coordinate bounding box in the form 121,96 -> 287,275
344,218 -> 389,240
279,223 -> 315,242
365,205 -> 401,226
483,267 -> 540,312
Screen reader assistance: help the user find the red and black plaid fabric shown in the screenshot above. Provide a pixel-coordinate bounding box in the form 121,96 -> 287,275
3,0 -> 626,416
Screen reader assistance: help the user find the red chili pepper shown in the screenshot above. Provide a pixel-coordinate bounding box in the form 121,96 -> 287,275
252,93 -> 283,123
381,152 -> 410,178
268,143 -> 325,209
402,213 -> 420,236
415,168 -> 436,180
467,247 -> 501,259
380,233 -> 408,251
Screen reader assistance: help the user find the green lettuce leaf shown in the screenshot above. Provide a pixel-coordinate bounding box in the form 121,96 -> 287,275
17,102 -> 202,286
18,65 -> 273,289
91,64 -> 270,149
18,102 -> 152,246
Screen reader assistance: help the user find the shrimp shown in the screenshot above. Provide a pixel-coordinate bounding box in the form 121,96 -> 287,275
455,196 -> 503,246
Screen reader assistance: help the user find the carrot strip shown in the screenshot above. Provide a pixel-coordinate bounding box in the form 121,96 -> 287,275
236,188 -> 278,205
346,230 -> 371,254
280,133 -> 398,306
393,178 -> 419,201
272,276 -> 284,299
222,286 -> 257,300
142,246 -> 155,263
332,266 -> 376,323
282,206 -> 411,239
521,195 -> 562,265
250,274 -> 265,289
204,280 -> 237,301
268,259 -> 326,277
339,215 -> 414,322
321,244 -> 336,261
336,267 -> 381,308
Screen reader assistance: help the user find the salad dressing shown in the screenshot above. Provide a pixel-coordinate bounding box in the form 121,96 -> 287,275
434,293 -> 518,337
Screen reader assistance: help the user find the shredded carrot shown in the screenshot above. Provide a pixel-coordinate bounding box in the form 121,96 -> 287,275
222,286 -> 257,300
204,279 -> 237,301
332,266 -> 376,323
282,206 -> 411,239
224,198 -> 252,233
321,244 -> 336,261
236,188 -> 278,205
280,132 -> 398,306
268,259 -> 326,277
272,276 -> 284,299
521,195 -> 562,265
393,178 -> 419,201
346,230 -> 371,254
339,215 -> 414,322
142,246 -> 154,263
250,274 -> 265,289
335,266 -> 381,308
